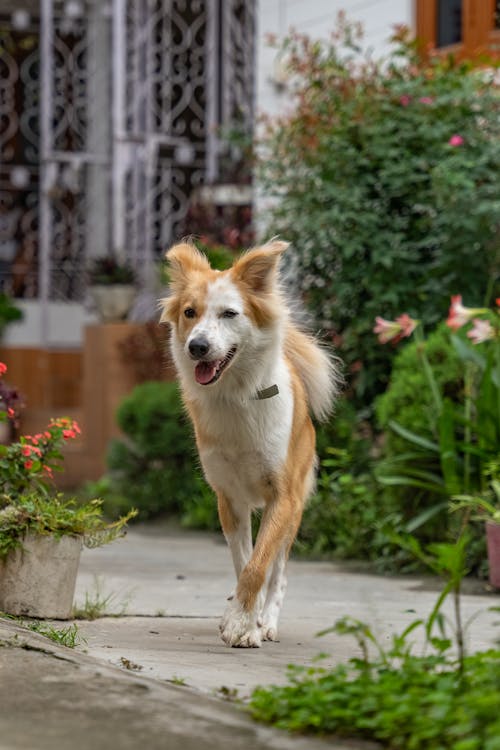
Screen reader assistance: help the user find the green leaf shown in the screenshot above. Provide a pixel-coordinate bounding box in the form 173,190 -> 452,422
388,420 -> 440,452
406,501 -> 449,532
450,334 -> 486,370
437,399 -> 461,495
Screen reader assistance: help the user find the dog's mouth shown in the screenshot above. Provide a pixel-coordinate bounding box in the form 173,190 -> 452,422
194,346 -> 237,386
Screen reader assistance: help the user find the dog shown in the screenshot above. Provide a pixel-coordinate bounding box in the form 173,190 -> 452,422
160,240 -> 338,647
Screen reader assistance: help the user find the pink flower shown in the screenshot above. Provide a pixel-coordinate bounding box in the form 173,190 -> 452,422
399,95 -> 411,107
24,460 -> 33,471
448,134 -> 464,147
419,96 -> 433,104
0,363 -> 6,376
7,408 -> 15,419
446,296 -> 486,330
467,318 -> 495,345
21,446 -> 31,457
374,314 -> 418,344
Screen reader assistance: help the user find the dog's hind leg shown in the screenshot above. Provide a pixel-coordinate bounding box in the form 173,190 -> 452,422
259,499 -> 304,641
259,544 -> 287,641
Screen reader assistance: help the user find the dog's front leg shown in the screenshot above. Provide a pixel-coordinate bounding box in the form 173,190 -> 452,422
217,492 -> 252,579
220,494 -> 295,648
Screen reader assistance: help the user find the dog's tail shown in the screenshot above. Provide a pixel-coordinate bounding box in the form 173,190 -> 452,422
284,325 -> 341,422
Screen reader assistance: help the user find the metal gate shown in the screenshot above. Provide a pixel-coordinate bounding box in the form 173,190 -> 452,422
0,0 -> 255,339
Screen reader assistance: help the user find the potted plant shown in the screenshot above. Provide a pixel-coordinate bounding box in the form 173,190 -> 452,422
0,363 -> 136,618
88,257 -> 137,323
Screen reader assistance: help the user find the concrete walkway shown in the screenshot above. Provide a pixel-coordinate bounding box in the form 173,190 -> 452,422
1,524 -> 499,749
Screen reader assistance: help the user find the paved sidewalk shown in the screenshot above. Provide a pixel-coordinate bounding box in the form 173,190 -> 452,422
73,525 -> 499,692
1,524 -> 499,749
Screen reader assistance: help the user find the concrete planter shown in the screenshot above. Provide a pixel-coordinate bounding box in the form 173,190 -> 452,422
89,284 -> 136,323
0,533 -> 82,619
486,521 -> 500,589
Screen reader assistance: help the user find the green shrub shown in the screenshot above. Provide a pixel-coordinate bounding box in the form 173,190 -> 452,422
106,381 -> 200,518
375,323 -> 464,454
259,21 -> 500,403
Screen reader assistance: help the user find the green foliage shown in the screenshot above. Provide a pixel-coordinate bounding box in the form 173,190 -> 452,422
250,533 -> 500,748
0,417 -> 82,500
180,475 -> 220,532
373,307 -> 500,569
0,293 -> 22,338
250,649 -> 500,748
107,381 -> 200,518
375,324 -> 464,453
26,621 -> 84,649
259,22 -> 500,402
298,447 -> 380,559
88,257 -> 135,285
0,493 -> 136,559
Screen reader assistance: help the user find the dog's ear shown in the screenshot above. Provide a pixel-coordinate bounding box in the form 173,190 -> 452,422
158,296 -> 177,324
165,242 -> 211,288
231,240 -> 288,294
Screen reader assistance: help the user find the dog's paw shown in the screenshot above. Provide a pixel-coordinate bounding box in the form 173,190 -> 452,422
261,625 -> 279,642
220,599 -> 261,648
259,616 -> 279,642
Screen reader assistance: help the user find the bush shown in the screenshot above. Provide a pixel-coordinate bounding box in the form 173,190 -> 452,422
258,20 -> 500,403
107,381 -> 200,519
375,323 -> 464,454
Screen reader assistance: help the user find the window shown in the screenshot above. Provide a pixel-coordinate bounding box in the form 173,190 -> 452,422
416,0 -> 500,59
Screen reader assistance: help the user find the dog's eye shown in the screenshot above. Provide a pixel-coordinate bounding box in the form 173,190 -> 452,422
184,307 -> 196,319
221,309 -> 238,319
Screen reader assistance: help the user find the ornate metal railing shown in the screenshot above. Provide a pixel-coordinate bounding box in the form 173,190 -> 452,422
0,0 -> 255,333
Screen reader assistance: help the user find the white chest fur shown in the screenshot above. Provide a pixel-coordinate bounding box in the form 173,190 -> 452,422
194,362 -> 293,509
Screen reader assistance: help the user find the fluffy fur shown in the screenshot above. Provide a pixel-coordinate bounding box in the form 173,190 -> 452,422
160,240 -> 339,647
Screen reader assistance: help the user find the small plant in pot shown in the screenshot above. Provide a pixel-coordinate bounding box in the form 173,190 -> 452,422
88,256 -> 137,323
0,363 -> 137,619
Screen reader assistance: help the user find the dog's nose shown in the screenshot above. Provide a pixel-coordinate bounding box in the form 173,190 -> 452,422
189,337 -> 210,359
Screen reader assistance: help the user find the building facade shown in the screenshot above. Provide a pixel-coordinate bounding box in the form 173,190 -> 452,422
1,0 -> 255,345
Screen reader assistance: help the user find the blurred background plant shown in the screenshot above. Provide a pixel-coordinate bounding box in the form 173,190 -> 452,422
88,257 -> 136,286
258,20 -> 500,407
0,293 -> 23,340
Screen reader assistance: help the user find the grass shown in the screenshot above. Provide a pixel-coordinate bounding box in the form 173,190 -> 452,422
0,613 -> 85,649
26,621 -> 84,648
72,577 -> 131,620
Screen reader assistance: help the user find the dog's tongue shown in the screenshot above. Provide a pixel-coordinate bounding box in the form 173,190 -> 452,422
195,360 -> 218,385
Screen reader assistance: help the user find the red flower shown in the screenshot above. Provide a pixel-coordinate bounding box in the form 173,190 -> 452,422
373,314 -> 418,344
0,363 -> 6,376
399,95 -> 411,106
21,446 -> 31,457
7,408 -> 15,419
24,460 -> 33,470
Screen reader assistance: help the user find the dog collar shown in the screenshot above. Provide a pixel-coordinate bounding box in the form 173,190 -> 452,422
254,384 -> 279,400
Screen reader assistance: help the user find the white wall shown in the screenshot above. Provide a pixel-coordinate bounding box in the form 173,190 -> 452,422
3,301 -> 98,348
256,0 -> 414,118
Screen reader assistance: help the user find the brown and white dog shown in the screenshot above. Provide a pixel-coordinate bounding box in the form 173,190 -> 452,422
160,240 -> 338,647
